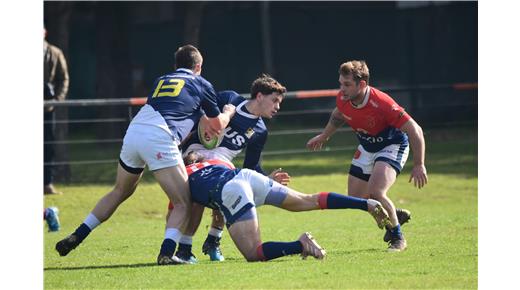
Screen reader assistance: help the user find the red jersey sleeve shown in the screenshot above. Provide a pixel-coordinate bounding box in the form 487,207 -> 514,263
384,100 -> 411,129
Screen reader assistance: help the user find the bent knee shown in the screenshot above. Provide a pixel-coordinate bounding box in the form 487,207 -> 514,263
244,253 -> 262,262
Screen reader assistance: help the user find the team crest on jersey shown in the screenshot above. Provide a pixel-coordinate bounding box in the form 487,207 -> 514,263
245,128 -> 255,139
366,116 -> 376,129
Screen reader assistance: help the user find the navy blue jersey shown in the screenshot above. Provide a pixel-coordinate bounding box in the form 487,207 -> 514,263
182,90 -> 268,174
187,160 -> 240,209
146,68 -> 220,142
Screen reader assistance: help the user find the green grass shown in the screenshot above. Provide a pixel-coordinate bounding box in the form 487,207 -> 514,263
44,127 -> 477,289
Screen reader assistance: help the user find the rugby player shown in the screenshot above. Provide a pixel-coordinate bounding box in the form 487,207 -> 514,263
170,75 -> 290,262
180,151 -> 390,262
55,45 -> 235,265
307,60 -> 428,252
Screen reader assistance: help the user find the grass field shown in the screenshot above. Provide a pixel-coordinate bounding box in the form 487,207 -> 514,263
44,127 -> 477,289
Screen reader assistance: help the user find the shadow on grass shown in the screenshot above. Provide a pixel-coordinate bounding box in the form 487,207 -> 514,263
334,248 -> 383,255
45,256 -> 290,271
44,262 -> 157,271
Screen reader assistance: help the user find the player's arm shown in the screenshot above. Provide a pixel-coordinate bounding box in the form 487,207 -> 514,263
306,107 -> 345,151
243,131 -> 267,173
200,86 -> 236,138
399,118 -> 428,188
244,132 -> 290,185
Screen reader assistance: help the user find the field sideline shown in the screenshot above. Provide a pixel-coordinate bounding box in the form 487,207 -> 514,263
44,127 -> 477,289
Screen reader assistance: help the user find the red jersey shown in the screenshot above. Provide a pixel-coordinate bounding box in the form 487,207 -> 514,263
336,86 -> 411,152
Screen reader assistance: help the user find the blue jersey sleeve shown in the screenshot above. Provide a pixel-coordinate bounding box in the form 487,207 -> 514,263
217,90 -> 243,109
198,77 -> 220,118
243,130 -> 267,175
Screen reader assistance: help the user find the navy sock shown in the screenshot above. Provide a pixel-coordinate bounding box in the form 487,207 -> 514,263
72,223 -> 92,243
159,239 -> 177,257
390,224 -> 402,239
258,241 -> 302,261
318,192 -> 368,211
205,234 -> 218,244
178,243 -> 192,253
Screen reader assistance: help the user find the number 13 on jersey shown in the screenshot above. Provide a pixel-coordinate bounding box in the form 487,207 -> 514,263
152,78 -> 186,98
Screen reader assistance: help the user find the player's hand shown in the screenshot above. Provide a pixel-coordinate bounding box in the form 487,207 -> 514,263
269,168 -> 291,185
199,115 -> 220,138
306,134 -> 328,151
222,104 -> 236,117
409,164 -> 428,189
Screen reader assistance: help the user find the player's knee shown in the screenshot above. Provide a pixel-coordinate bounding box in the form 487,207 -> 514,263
244,251 -> 261,262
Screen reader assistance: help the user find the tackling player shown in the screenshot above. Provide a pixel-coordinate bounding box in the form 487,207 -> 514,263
307,60 -> 428,252
181,151 -> 391,262
169,74 -> 290,262
55,45 -> 236,265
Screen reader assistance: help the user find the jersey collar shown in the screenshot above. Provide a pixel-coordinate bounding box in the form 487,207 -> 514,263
175,68 -> 194,74
351,86 -> 371,109
236,100 -> 259,119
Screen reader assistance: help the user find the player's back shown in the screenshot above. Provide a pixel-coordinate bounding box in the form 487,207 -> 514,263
131,68 -> 219,142
187,159 -> 240,208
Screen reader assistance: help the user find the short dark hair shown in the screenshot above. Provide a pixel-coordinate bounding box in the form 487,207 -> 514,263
175,45 -> 202,70
183,151 -> 205,165
250,74 -> 287,99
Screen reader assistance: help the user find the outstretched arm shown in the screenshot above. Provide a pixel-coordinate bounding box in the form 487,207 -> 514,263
400,118 -> 428,188
306,108 -> 345,151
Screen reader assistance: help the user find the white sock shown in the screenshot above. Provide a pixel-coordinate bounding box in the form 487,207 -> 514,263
208,227 -> 223,238
179,235 -> 193,245
164,228 -> 182,243
83,213 -> 101,230
367,199 -> 379,209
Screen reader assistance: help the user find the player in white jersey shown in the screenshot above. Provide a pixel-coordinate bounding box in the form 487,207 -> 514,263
55,45 -> 236,265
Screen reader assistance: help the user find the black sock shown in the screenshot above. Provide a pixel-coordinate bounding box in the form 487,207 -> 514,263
159,239 -> 177,257
72,223 -> 92,243
178,243 -> 192,253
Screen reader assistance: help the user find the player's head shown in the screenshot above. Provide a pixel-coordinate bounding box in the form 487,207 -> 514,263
175,45 -> 203,75
338,60 -> 370,101
183,151 -> 205,165
250,74 -> 287,119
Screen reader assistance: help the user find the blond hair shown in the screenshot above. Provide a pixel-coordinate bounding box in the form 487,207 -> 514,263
339,60 -> 370,85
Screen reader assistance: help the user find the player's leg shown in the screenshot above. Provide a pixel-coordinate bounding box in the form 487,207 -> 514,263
368,161 -> 406,251
227,208 -> 326,261
268,185 -> 389,229
202,209 -> 226,261
174,202 -> 205,263
153,164 -> 192,265
349,145 -> 411,234
55,163 -> 143,256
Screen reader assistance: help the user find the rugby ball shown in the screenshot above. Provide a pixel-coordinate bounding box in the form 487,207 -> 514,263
198,121 -> 224,149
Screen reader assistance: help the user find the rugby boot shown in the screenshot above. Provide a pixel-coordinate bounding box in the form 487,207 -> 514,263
202,237 -> 225,261
383,208 -> 412,242
387,235 -> 407,252
367,200 -> 391,229
55,234 -> 81,256
157,254 -> 191,265
45,207 -> 60,232
298,232 -> 326,260
175,249 -> 198,264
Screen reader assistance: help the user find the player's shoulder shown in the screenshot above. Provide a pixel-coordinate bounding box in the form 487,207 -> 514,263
369,87 -> 399,108
217,90 -> 245,105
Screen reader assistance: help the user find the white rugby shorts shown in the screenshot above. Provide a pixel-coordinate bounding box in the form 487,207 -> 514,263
350,143 -> 409,180
119,123 -> 182,172
219,169 -> 277,224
